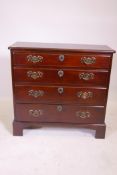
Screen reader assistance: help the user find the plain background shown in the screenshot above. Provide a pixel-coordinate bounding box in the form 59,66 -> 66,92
0,1 -> 117,175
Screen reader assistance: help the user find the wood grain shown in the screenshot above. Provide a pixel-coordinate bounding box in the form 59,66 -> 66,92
9,42 -> 115,137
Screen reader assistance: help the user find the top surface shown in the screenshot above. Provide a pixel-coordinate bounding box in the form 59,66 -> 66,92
8,42 -> 116,53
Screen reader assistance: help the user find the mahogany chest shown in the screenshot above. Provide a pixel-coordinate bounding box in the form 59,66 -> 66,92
9,42 -> 115,138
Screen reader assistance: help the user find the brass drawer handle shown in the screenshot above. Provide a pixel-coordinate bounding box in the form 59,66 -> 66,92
27,71 -> 43,79
27,55 -> 43,63
29,109 -> 43,117
76,111 -> 90,119
79,73 -> 94,80
28,90 -> 44,98
58,70 -> 64,77
58,87 -> 64,94
59,54 -> 64,62
81,57 -> 96,65
57,105 -> 63,112
77,91 -> 93,99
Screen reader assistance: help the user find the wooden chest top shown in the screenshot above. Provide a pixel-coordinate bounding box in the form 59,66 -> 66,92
8,42 -> 115,53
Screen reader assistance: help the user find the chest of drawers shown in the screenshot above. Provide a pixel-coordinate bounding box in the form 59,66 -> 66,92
9,42 -> 115,138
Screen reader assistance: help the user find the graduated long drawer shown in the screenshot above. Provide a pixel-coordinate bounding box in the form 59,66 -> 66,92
15,104 -> 105,124
14,85 -> 107,105
12,51 -> 111,68
13,67 -> 109,86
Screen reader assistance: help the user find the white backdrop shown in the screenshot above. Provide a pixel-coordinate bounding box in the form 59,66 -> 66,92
0,2 -> 117,174
0,0 -> 117,101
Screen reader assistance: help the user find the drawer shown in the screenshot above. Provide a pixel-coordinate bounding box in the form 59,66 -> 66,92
14,85 -> 107,105
12,51 -> 111,68
15,104 -> 105,124
13,67 -> 109,86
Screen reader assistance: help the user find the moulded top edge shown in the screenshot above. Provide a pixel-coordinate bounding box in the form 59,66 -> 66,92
8,42 -> 116,53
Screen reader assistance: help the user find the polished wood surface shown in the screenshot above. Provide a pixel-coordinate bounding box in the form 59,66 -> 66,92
14,67 -> 109,86
9,42 -> 115,138
15,104 -> 105,124
9,42 -> 115,53
15,85 -> 107,105
12,52 -> 112,68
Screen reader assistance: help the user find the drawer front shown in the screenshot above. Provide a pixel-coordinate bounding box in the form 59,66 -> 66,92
13,68 -> 109,86
14,85 -> 107,105
12,52 -> 111,68
15,104 -> 105,124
